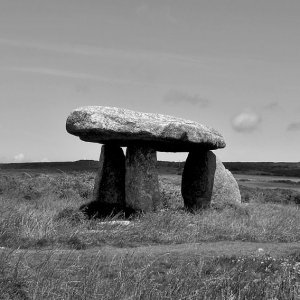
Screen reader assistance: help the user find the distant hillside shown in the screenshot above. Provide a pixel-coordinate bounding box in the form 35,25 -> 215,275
161,161 -> 300,177
223,162 -> 300,177
0,160 -> 179,173
0,160 -> 99,172
0,160 -> 300,177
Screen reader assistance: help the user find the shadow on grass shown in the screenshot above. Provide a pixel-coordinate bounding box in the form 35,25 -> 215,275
79,201 -> 138,219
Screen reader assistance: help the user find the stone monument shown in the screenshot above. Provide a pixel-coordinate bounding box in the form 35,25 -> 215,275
66,106 -> 241,213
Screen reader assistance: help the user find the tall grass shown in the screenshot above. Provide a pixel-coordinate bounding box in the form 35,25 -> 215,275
0,171 -> 300,299
0,172 -> 300,249
0,248 -> 299,299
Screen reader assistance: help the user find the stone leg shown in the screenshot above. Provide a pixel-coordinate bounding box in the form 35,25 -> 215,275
125,146 -> 161,211
181,150 -> 241,210
181,149 -> 214,210
93,144 -> 125,206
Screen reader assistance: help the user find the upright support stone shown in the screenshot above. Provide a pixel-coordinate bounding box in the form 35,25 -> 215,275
125,146 -> 161,211
93,144 -> 125,206
181,150 -> 241,210
181,149 -> 214,210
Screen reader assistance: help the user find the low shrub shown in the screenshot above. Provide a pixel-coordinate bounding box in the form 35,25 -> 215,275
240,185 -> 300,205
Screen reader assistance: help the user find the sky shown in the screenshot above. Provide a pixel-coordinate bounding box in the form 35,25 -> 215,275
0,0 -> 299,163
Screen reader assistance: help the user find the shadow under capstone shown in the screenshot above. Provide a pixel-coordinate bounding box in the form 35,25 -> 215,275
79,201 -> 137,219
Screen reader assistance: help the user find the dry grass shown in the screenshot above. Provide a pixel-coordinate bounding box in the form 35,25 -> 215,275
0,171 -> 300,299
0,172 -> 300,250
0,248 -> 300,299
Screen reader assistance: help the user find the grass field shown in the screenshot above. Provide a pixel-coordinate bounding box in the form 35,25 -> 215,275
0,170 -> 300,299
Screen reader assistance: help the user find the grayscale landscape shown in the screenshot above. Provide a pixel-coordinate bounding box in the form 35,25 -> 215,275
0,1 -> 300,299
0,160 -> 300,299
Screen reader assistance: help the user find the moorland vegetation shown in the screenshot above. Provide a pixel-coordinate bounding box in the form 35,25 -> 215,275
0,171 -> 299,299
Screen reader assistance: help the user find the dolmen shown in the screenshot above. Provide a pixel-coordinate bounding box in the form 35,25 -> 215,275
66,106 -> 241,213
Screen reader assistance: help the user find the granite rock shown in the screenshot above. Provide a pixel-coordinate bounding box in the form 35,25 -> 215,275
181,150 -> 241,210
66,106 -> 225,151
125,146 -> 161,211
93,144 -> 125,206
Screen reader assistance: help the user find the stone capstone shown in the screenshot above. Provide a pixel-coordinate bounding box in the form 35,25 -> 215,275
93,144 -> 125,206
66,106 -> 225,152
181,150 -> 241,210
125,146 -> 161,211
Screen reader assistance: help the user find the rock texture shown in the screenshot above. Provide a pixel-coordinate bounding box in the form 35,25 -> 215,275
66,106 -> 240,213
66,106 -> 225,151
181,149 -> 214,210
211,160 -> 241,209
181,150 -> 241,210
125,146 -> 161,211
93,144 -> 125,206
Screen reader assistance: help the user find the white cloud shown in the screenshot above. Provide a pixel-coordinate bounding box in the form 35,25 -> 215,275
14,153 -> 25,163
2,66 -> 163,87
0,37 -> 217,67
0,38 -> 118,58
6,67 -> 107,81
231,110 -> 261,132
163,90 -> 210,106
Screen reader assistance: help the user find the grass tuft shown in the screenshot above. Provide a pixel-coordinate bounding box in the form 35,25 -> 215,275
0,249 -> 299,299
0,171 -> 300,298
